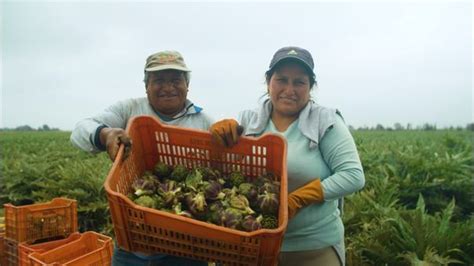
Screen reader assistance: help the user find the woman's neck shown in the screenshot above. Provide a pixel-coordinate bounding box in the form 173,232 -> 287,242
270,111 -> 298,132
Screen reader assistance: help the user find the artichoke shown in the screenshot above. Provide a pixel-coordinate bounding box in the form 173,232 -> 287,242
206,201 -> 225,224
202,180 -> 225,201
261,215 -> 278,229
257,191 -> 279,215
185,191 -> 207,217
197,166 -> 221,181
229,171 -> 245,188
238,183 -> 258,203
221,208 -> 244,229
254,173 -> 274,187
158,180 -> 183,207
228,190 -> 255,215
132,172 -> 160,197
170,164 -> 189,182
154,162 -> 171,178
172,202 -> 193,218
258,181 -> 280,194
241,215 -> 263,232
185,169 -> 203,192
134,195 -> 157,209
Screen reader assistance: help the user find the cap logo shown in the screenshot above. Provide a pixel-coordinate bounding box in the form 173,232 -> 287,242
287,50 -> 298,55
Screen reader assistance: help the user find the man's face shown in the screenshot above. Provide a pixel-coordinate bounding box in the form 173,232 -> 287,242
146,70 -> 188,117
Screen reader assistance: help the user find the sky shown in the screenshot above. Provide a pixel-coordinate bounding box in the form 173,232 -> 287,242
1,1 -> 472,130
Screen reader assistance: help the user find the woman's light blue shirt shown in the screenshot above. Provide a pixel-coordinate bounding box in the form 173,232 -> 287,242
239,100 -> 365,252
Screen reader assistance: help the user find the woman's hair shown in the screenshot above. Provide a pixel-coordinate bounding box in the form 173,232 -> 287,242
265,59 -> 317,89
143,71 -> 191,87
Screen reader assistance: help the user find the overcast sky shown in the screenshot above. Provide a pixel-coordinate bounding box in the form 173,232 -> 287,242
1,1 -> 472,130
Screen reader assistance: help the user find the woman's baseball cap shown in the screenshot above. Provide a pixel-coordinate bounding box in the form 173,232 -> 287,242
269,46 -> 315,76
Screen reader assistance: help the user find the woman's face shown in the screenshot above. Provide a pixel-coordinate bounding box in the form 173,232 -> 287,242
146,70 -> 188,116
268,62 -> 311,118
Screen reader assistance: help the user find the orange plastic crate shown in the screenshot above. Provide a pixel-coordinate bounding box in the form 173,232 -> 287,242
18,232 -> 81,266
104,115 -> 288,266
4,198 -> 77,243
1,231 -> 6,266
27,231 -> 113,266
3,237 -> 18,266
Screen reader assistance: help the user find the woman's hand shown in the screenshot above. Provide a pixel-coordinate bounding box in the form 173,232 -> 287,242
288,179 -> 324,219
99,128 -> 132,161
210,119 -> 243,147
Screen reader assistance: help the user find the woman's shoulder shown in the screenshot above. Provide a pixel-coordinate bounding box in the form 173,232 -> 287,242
299,102 -> 348,144
308,102 -> 344,124
310,102 -> 340,116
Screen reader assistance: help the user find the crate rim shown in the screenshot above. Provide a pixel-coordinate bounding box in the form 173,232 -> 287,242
3,197 -> 77,209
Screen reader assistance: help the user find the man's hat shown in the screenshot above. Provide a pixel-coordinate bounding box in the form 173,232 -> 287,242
145,50 -> 191,72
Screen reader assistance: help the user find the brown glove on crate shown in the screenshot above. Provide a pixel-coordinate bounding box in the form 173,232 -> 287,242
210,119 -> 243,147
100,128 -> 132,161
288,179 -> 324,219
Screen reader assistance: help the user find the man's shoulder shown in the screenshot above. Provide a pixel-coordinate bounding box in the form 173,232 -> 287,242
119,97 -> 148,105
109,97 -> 149,112
190,109 -> 212,119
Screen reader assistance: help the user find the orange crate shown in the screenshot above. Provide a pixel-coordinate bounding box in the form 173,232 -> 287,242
27,231 -> 113,266
18,233 -> 81,266
3,238 -> 18,266
4,198 -> 77,243
1,231 -> 6,266
104,115 -> 288,266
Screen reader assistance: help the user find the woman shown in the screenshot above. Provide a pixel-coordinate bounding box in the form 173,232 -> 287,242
210,46 -> 365,266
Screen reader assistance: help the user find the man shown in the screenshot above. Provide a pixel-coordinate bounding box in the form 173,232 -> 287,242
70,50 -> 211,265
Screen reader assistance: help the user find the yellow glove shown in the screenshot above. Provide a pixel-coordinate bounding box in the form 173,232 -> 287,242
210,119 -> 242,147
288,179 -> 324,219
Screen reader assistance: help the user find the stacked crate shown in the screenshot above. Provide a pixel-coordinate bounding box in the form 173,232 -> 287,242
27,232 -> 113,266
2,198 -> 78,266
1,223 -> 5,266
2,198 -> 113,266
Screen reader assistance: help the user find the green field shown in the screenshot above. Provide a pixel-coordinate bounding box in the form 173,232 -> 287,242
1,130 -> 473,265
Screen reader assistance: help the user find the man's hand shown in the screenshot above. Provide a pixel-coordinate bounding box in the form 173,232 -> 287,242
210,119 -> 243,147
99,128 -> 132,161
288,179 -> 324,219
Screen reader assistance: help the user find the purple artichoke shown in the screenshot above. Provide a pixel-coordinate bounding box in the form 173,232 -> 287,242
257,191 -> 279,215
238,183 -> 258,203
132,172 -> 160,196
220,208 -> 244,229
172,202 -> 193,218
207,201 -> 225,224
185,191 -> 207,217
158,180 -> 183,207
202,180 -> 225,201
258,181 -> 280,195
241,215 -> 263,232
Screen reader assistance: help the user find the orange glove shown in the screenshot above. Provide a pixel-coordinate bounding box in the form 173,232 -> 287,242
288,179 -> 324,219
99,128 -> 132,161
210,119 -> 243,147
